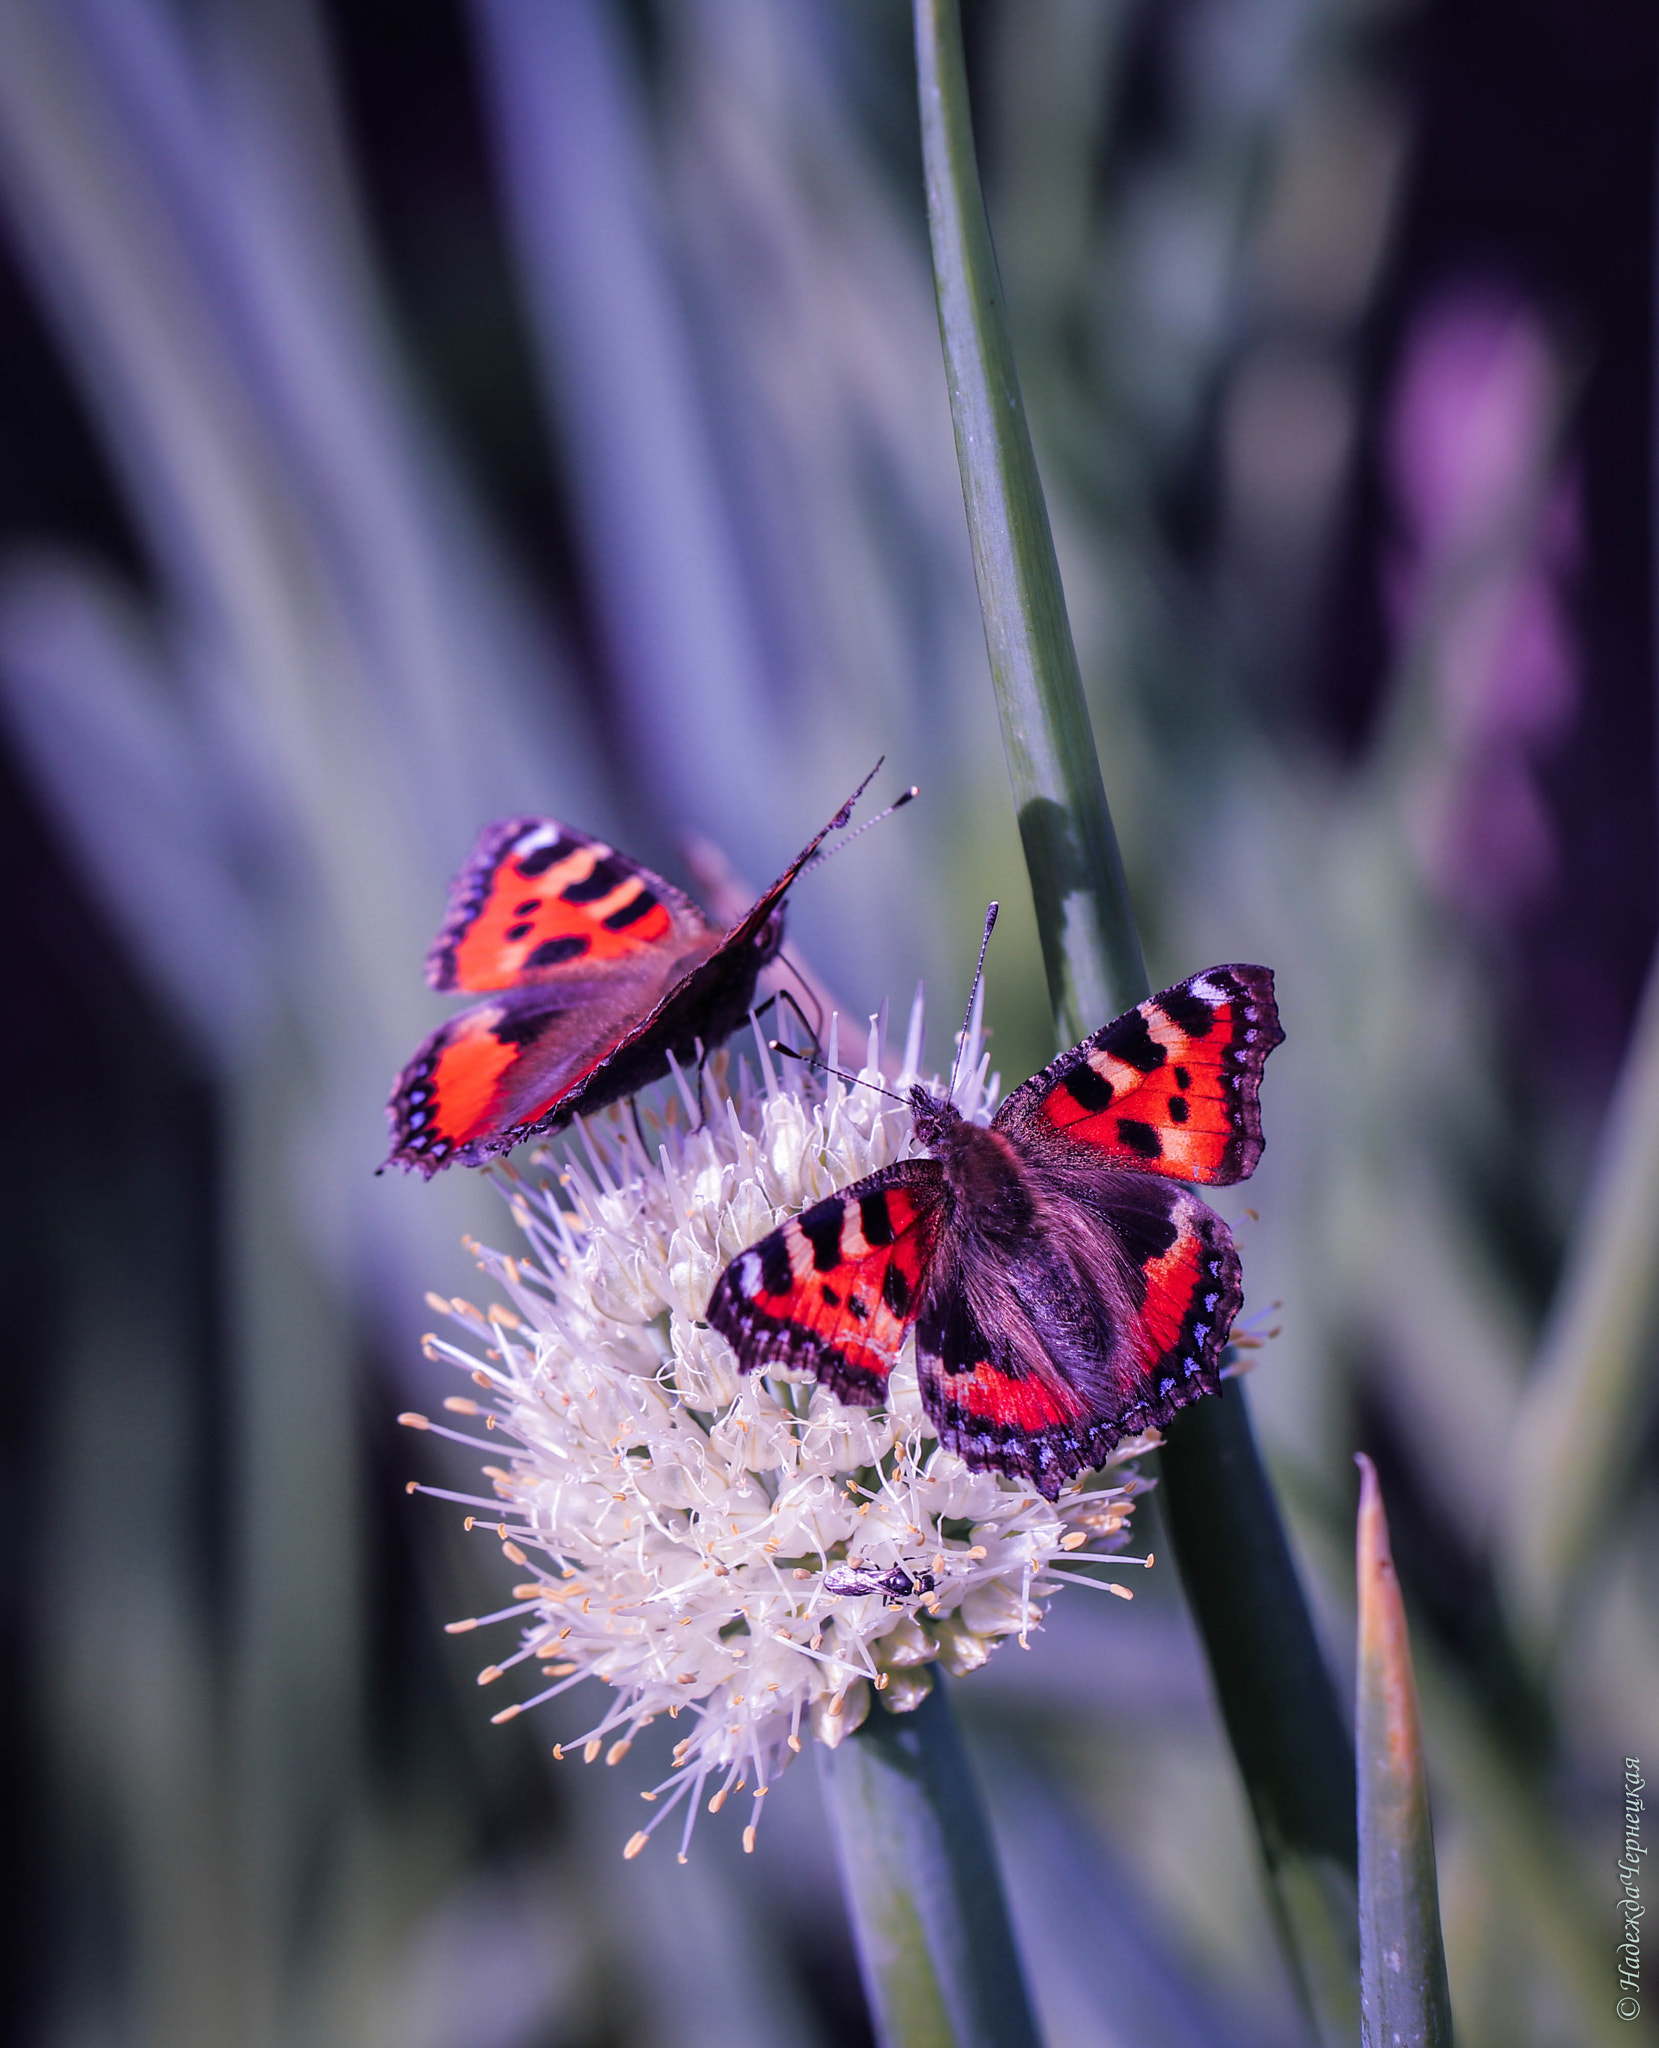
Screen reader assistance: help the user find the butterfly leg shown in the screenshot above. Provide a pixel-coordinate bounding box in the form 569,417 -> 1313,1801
763,980 -> 823,1057
693,1043 -> 711,1132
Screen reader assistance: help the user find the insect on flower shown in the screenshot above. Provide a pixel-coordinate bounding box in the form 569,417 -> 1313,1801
401,997 -> 1157,1860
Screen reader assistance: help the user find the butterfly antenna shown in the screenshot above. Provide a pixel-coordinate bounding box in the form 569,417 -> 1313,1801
769,1041 -> 909,1108
948,902 -> 999,1100
799,782 -> 919,874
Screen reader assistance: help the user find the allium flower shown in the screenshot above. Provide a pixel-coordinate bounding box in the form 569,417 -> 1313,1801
403,997 -> 1152,1860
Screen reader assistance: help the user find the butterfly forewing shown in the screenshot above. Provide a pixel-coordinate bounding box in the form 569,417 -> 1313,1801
705,1163 -> 945,1407
426,816 -> 712,994
1001,964 -> 1282,1185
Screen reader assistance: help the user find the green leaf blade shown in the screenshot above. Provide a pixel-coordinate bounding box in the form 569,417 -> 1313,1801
1356,1454 -> 1456,2048
1160,1390 -> 1361,2045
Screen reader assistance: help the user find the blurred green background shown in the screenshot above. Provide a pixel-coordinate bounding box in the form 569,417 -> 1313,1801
2,2 -> 1655,2044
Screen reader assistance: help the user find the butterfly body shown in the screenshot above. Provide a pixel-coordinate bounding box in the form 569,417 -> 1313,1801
387,779 -> 872,1178
708,964 -> 1282,1499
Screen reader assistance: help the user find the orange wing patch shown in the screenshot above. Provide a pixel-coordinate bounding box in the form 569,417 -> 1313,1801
427,818 -> 698,994
1130,1194 -> 1240,1398
388,1006 -> 524,1175
937,1360 -> 1088,1436
707,1166 -> 945,1407
1031,965 -> 1282,1184
386,994 -> 607,1178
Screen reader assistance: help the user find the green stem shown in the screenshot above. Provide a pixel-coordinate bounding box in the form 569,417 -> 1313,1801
913,4 -> 1360,2038
912,0 -> 1144,1046
1158,1391 -> 1361,2045
817,1680 -> 1042,2048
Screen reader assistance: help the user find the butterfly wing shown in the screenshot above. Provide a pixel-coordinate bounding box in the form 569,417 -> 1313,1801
997,964 -> 1282,1185
915,1171 -> 1242,1500
391,768 -> 889,1172
386,976 -> 680,1177
426,816 -> 713,994
387,816 -> 720,1174
706,1162 -> 946,1406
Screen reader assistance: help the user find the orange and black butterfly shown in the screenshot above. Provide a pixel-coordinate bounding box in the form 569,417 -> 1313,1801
385,771 -> 886,1177
708,957 -> 1283,1499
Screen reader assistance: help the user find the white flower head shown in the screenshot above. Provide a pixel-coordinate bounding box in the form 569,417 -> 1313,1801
404,995 -> 1153,1861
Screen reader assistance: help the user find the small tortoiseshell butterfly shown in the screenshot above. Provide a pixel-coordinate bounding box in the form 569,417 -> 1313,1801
385,770 -> 884,1177
707,954 -> 1282,1499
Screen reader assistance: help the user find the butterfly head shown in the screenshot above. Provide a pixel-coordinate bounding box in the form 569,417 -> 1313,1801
906,1082 -> 963,1150
909,1082 -> 1039,1244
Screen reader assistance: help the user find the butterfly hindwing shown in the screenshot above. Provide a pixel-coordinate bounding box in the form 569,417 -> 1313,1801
914,1278 -> 1100,1500
914,1172 -> 1242,1499
388,981 -> 673,1177
1002,964 -> 1282,1185
426,816 -> 712,995
706,1162 -> 946,1406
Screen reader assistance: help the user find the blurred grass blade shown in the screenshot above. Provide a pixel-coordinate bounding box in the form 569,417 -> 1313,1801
913,4 -> 1360,2038
1493,939 -> 1659,1667
817,1680 -> 1041,2048
1355,1455 -> 1455,2047
911,0 -> 1144,1046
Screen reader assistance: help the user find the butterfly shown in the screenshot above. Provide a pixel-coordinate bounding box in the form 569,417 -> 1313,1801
385,769 -> 890,1177
706,955 -> 1283,1499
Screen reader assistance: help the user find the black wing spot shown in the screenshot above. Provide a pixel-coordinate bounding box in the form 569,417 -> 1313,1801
800,1201 -> 848,1273
848,1295 -> 870,1322
527,935 -> 590,967
821,1284 -> 842,1308
505,920 -> 533,942
1064,1062 -> 1114,1113
1158,988 -> 1218,1038
1108,1011 -> 1167,1073
514,897 -> 542,914
516,836 -> 578,877
491,1000 -> 567,1048
1174,1065 -> 1192,1090
1115,1118 -> 1162,1159
1112,1202 -> 1179,1270
759,1235 -> 792,1297
860,1190 -> 895,1246
563,856 -> 627,903
1169,1097 -> 1190,1123
882,1262 -> 912,1316
603,891 -> 658,931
